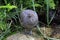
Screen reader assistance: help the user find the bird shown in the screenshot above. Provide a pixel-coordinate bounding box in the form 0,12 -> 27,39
20,9 -> 38,35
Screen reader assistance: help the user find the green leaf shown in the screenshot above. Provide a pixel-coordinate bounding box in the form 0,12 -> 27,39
0,12 -> 6,19
49,0 -> 55,9
33,4 -> 42,7
0,21 -> 7,30
30,3 -> 43,8
0,3 -> 17,11
44,0 -> 55,9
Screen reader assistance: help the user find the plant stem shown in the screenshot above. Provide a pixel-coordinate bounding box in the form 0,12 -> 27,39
32,0 -> 35,11
46,0 -> 49,26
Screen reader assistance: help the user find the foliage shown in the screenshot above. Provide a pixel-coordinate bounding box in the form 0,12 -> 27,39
0,3 -> 17,40
0,0 -> 58,40
0,4 -> 17,30
44,0 -> 55,9
0,4 -> 17,11
0,21 -> 6,30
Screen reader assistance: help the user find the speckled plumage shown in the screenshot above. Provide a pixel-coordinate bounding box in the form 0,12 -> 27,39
20,9 -> 38,34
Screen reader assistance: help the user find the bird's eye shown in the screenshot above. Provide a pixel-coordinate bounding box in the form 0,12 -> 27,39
27,14 -> 32,18
28,15 -> 31,18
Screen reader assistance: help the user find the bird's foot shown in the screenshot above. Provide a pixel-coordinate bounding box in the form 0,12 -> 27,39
24,30 -> 33,35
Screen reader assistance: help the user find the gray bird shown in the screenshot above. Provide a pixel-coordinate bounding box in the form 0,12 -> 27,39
20,9 -> 38,35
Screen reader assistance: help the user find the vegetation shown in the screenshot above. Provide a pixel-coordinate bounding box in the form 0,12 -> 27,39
0,0 -> 60,40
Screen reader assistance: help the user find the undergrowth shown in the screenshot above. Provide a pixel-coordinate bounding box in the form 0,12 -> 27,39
0,0 -> 59,40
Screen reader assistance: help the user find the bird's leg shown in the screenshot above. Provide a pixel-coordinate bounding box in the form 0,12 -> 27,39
24,28 -> 33,35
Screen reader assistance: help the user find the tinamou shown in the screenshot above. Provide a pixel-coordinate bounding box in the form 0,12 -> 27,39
20,9 -> 38,35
